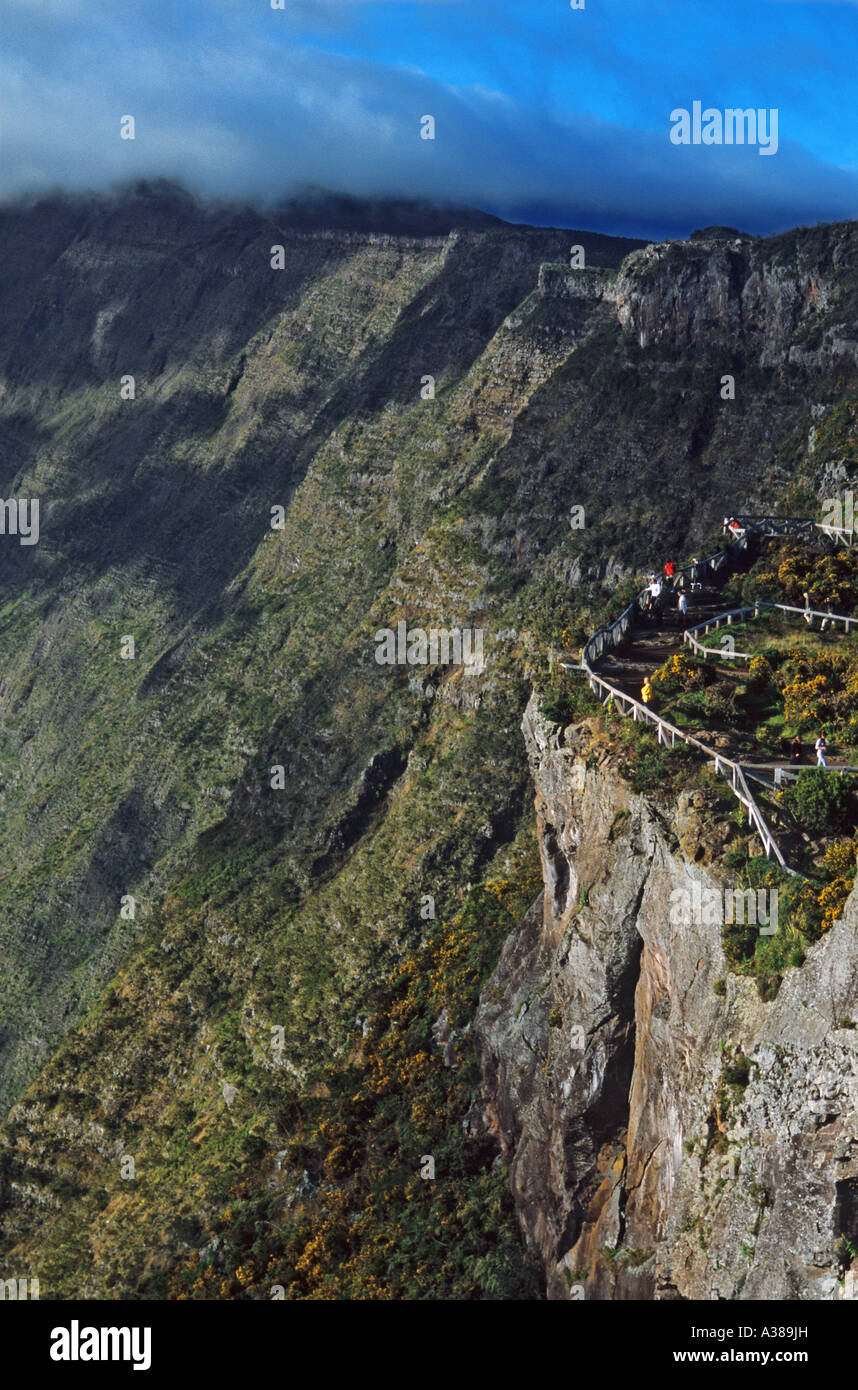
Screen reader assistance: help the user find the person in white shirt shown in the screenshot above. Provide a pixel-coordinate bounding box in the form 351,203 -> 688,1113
677,591 -> 688,626
646,577 -> 663,625
815,734 -> 828,767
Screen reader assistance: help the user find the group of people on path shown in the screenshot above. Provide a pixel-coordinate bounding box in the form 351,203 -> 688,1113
802,591 -> 837,631
643,561 -> 689,628
791,733 -> 829,767
723,517 -> 747,541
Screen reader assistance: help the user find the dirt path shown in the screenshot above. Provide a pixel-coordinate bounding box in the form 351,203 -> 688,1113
596,585 -> 726,700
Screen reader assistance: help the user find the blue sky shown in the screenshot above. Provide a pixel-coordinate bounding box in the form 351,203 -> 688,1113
2,0 -> 857,238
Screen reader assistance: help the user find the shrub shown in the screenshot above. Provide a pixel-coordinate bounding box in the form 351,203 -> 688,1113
779,770 -> 858,835
540,678 -> 600,727
652,650 -> 708,696
748,538 -> 858,611
823,840 -> 857,880
758,644 -> 783,670
704,683 -> 736,724
621,739 -> 697,794
747,654 -> 776,694
625,746 -> 670,791
781,657 -> 846,728
817,877 -> 853,932
540,691 -> 577,725
786,877 -> 826,941
815,840 -> 858,931
724,846 -> 749,870
755,973 -> 781,1002
722,918 -> 758,967
723,1052 -> 753,1087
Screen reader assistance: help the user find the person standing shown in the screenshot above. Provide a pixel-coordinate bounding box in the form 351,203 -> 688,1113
815,733 -> 828,767
791,735 -> 802,765
803,591 -> 813,626
677,591 -> 688,627
646,576 -> 660,623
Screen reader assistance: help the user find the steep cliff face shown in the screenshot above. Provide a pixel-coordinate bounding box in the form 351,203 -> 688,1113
615,224 -> 858,364
476,699 -> 858,1300
0,187 -> 639,1114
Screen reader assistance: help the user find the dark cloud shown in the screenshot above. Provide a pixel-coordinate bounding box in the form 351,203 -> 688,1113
1,0 -> 856,237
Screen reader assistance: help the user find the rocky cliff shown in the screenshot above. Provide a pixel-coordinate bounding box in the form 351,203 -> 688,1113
477,698 -> 858,1299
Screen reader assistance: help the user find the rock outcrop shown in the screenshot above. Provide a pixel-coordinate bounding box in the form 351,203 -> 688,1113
476,698 -> 858,1300
614,225 -> 858,364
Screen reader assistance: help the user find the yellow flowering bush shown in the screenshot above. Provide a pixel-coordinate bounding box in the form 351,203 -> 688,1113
747,654 -> 776,692
782,674 -> 837,727
748,539 -> 858,610
813,840 -> 858,932
778,649 -> 847,728
817,878 -> 853,933
823,840 -> 857,879
652,650 -> 705,694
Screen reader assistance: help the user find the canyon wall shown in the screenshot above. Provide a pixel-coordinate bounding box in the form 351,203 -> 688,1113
477,699 -> 858,1300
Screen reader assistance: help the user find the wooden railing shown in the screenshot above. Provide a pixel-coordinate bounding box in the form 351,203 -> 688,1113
727,515 -> 815,537
816,523 -> 856,547
684,599 -> 857,661
730,513 -> 856,548
578,662 -> 793,872
771,765 -> 858,786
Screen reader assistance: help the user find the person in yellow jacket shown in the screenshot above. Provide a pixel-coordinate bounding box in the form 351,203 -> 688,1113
641,677 -> 653,705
